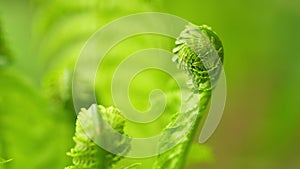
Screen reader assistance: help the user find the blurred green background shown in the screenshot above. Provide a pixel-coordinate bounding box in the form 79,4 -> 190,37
0,0 -> 300,169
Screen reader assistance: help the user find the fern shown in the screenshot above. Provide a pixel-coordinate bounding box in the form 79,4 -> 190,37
66,24 -> 223,169
65,105 -> 131,169
154,24 -> 224,169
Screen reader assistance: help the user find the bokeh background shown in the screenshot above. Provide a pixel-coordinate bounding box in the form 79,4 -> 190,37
0,0 -> 300,169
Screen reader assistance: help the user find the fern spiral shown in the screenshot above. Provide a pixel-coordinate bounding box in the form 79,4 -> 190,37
172,24 -> 224,92
154,23 -> 224,169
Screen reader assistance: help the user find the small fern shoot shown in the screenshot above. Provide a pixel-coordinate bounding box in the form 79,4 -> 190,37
154,24 -> 224,169
65,105 -> 131,169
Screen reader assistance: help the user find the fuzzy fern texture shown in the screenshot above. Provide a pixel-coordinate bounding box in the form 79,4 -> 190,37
65,105 -> 131,169
154,24 -> 224,169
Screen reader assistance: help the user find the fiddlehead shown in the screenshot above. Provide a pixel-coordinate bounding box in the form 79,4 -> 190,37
173,24 -> 224,92
65,105 -> 131,169
154,24 -> 224,169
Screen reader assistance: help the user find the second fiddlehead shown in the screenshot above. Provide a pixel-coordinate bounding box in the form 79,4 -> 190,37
65,105 -> 131,169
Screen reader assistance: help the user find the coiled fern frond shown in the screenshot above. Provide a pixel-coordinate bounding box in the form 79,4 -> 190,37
65,105 -> 131,169
154,24 -> 224,169
173,24 -> 224,92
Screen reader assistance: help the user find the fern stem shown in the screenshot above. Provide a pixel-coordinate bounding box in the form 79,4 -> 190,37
176,90 -> 211,169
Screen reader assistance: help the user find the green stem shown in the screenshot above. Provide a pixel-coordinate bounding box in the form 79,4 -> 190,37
177,91 -> 211,169
153,90 -> 211,169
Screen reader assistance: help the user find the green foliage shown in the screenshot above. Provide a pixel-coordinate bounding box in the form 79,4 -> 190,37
1,0 -> 300,168
35,0 -> 159,111
0,70 -> 74,169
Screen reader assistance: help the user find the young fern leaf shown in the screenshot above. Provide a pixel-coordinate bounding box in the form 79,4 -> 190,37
154,24 -> 224,169
65,105 -> 131,169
